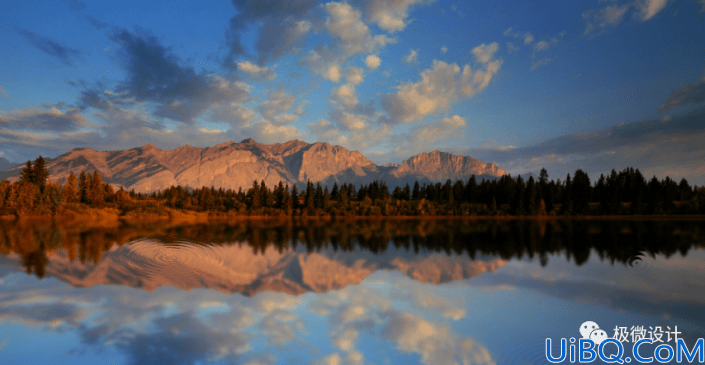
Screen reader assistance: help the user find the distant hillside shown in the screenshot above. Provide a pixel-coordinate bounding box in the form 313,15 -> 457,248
0,158 -> 16,172
0,139 -> 506,192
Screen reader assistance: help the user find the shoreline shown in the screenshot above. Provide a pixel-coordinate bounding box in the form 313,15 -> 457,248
3,211 -> 705,226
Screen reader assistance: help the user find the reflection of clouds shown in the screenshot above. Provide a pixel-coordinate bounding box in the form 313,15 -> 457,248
258,311 -> 302,346
0,262 -> 498,364
115,312 -> 250,365
383,312 -> 495,365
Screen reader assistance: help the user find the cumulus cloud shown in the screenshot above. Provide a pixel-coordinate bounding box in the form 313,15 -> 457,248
308,116 -> 391,151
383,48 -> 502,124
332,84 -> 359,109
387,115 -> 467,158
17,29 -> 80,65
472,43 -> 499,65
324,2 -> 394,57
355,0 -> 430,32
441,46 -> 448,54
244,120 -> 302,144
237,61 -> 276,81
0,107 -> 92,132
345,67 -> 364,85
523,32 -> 534,45
404,48 -> 419,63
258,90 -> 297,121
660,75 -> 705,111
225,0 -> 317,65
365,55 -> 381,70
109,29 -> 251,124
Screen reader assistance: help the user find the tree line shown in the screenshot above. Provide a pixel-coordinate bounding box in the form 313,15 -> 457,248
1,156 -> 705,217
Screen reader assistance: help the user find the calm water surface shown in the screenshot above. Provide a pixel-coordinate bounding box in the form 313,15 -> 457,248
1,219 -> 704,364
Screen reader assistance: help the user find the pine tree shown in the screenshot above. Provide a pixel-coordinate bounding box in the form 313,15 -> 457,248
412,181 -> 420,200
19,161 -> 33,184
91,171 -> 105,205
32,156 -> 49,190
79,171 -> 88,203
64,172 -> 78,203
291,185 -> 299,210
306,181 -> 315,211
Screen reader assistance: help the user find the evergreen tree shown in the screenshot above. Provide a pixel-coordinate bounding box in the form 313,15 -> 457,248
64,172 -> 78,203
331,182 -> 339,200
19,161 -> 33,184
315,183 -> 323,209
339,184 -> 349,210
32,156 -> 49,190
306,181 -> 315,211
79,171 -> 89,203
323,186 -> 330,208
91,170 -> 104,205
291,185 -> 299,209
412,181 -> 421,200
571,169 -> 591,214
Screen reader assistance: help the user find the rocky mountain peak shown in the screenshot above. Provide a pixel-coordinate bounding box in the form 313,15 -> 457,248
0,139 -> 507,192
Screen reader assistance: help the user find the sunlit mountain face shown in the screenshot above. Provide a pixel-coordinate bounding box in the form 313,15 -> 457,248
1,219 -> 704,364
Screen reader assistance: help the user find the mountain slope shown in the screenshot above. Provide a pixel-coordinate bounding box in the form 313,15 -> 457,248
0,139 -> 506,192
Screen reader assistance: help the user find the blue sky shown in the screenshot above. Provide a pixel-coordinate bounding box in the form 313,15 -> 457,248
0,0 -> 703,183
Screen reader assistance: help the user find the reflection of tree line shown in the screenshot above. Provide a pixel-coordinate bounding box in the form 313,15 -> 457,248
2,220 -> 704,278
2,159 -> 705,217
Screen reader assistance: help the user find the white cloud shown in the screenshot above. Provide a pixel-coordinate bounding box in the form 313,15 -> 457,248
258,90 -> 297,121
236,61 -> 276,81
441,46 -> 448,54
365,54 -> 381,70
389,115 -> 467,157
209,103 -> 257,126
331,84 -> 359,109
472,43 -> 499,65
200,128 -> 226,134
324,2 -> 393,57
324,63 -> 343,83
635,0 -> 669,20
345,67 -> 364,85
361,0 -> 429,32
383,49 -> 502,124
523,32 -> 534,45
533,40 -> 550,52
245,120 -> 302,144
403,48 -> 419,63
582,1 -> 667,36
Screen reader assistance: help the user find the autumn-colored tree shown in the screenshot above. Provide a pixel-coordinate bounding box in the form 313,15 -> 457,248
78,171 -> 89,203
32,156 -> 49,190
64,172 -> 78,203
91,171 -> 105,205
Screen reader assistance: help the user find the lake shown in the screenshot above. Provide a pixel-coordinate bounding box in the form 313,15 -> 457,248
1,218 -> 704,364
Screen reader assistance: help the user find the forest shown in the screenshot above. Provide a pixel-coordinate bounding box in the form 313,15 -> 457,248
1,156 -> 705,218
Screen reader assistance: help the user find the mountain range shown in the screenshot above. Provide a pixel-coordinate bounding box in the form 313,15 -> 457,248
0,139 -> 506,193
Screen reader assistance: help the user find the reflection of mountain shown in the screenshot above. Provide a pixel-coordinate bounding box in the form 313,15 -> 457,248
2,240 -> 506,296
